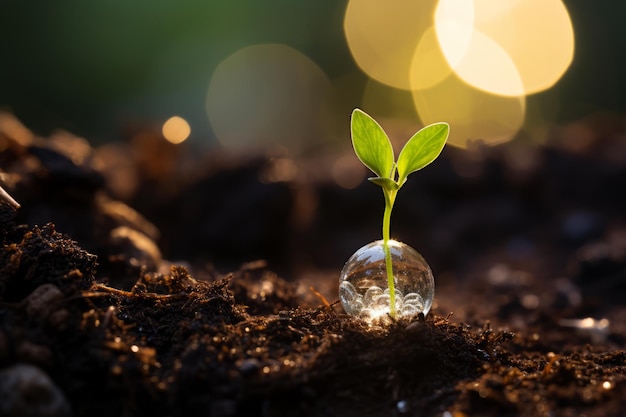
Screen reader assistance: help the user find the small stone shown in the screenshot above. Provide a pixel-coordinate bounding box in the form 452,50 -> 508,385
48,309 -> 71,330
405,320 -> 426,333
25,284 -> 64,321
0,364 -> 72,417
109,226 -> 162,271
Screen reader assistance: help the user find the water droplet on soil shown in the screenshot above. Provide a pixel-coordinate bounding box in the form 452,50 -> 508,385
397,400 -> 409,413
339,240 -> 435,320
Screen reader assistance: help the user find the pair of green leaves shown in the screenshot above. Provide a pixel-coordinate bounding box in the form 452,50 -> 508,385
350,108 -> 449,192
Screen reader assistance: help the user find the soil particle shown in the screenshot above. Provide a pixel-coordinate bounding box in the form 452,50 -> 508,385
0,223 -> 96,300
0,364 -> 72,417
24,283 -> 65,321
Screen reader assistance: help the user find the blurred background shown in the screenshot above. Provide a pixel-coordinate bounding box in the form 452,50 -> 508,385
1,0 -> 625,153
2,0 -> 626,290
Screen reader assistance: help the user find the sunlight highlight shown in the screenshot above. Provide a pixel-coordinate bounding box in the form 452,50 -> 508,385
432,0 -> 474,69
450,28 -> 526,97
206,44 -> 331,152
344,0 -> 439,89
344,0 -> 575,148
412,72 -> 525,148
435,0 -> 575,96
162,116 -> 191,144
410,27 -> 454,91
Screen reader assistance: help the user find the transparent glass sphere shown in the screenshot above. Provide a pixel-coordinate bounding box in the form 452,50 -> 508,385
339,240 -> 435,320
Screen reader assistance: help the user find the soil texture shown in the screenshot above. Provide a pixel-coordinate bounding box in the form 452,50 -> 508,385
1,112 -> 626,416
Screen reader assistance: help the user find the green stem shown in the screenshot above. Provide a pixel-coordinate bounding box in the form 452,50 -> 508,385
382,189 -> 397,318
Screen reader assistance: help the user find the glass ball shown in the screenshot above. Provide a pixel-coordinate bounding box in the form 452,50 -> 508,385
339,240 -> 434,320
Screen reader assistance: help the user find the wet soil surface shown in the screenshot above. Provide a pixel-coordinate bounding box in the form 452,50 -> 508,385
1,112 -> 626,416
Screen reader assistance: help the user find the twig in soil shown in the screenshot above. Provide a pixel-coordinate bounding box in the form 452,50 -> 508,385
101,305 -> 116,329
309,286 -> 331,308
434,312 -> 454,325
541,352 -> 560,380
0,185 -> 20,209
67,283 -> 193,301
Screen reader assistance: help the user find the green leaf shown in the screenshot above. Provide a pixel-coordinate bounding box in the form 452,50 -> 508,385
396,122 -> 449,186
350,109 -> 394,179
368,176 -> 399,191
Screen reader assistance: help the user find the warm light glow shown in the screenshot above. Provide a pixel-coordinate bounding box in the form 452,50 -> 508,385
410,27 -> 454,91
344,0 -> 439,89
366,306 -> 392,322
412,71 -> 525,148
262,158 -> 299,183
452,29 -> 525,96
206,44 -> 331,152
433,0 -> 475,69
579,317 -> 595,328
345,0 -> 575,148
162,116 -> 191,144
435,0 -> 574,96
332,154 -> 366,189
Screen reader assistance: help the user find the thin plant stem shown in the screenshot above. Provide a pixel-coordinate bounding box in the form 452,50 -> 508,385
382,189 -> 397,318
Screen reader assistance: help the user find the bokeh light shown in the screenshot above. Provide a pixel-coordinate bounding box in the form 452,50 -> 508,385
412,72 -> 526,148
332,154 -> 367,189
2,2 -> 608,154
432,0 -> 475,70
435,0 -> 575,96
441,26 -> 526,97
162,116 -> 191,144
344,0 -> 439,90
206,43 -> 332,152
345,0 -> 575,148
409,27 -> 455,91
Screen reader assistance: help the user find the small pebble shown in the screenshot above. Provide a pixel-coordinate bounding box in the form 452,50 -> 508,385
25,284 -> 64,320
406,321 -> 425,333
0,364 -> 71,417
48,309 -> 71,330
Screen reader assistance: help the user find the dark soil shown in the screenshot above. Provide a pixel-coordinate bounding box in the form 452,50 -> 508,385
1,112 -> 626,417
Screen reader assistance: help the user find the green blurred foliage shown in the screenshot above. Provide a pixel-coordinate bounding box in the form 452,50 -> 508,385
0,1 -> 624,146
0,1 -> 353,142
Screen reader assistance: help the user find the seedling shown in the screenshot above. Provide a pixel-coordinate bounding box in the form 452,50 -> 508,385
341,109 -> 449,319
